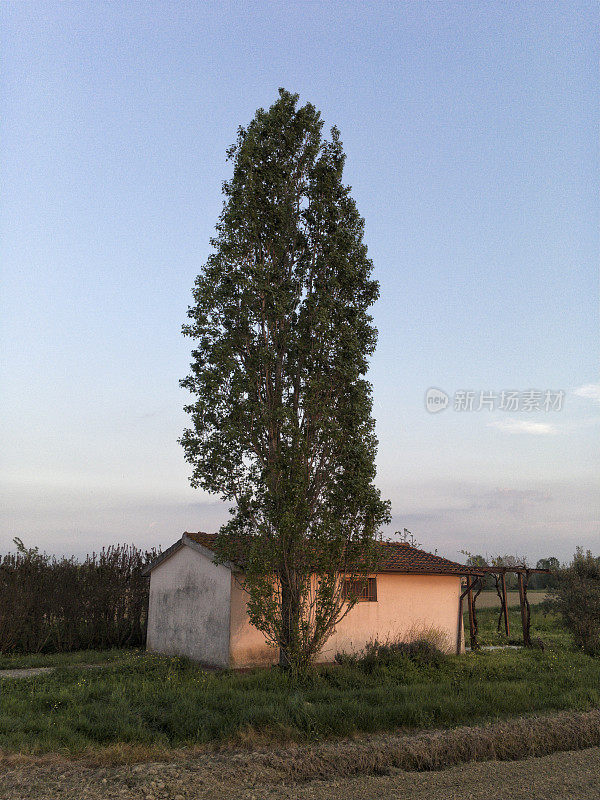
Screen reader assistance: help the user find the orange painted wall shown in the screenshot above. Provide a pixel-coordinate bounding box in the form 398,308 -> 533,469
228,572 -> 463,668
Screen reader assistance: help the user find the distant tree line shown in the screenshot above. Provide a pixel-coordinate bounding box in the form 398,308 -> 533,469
0,539 -> 158,653
463,553 -> 560,590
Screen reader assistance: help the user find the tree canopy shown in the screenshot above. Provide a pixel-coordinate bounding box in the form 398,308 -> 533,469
180,89 -> 390,673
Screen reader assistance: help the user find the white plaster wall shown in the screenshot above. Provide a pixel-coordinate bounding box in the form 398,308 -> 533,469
146,544 -> 231,667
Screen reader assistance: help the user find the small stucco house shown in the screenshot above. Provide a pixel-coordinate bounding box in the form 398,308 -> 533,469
143,532 -> 473,668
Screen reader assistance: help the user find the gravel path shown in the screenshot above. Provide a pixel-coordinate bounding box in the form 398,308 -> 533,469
0,746 -> 598,799
0,667 -> 55,679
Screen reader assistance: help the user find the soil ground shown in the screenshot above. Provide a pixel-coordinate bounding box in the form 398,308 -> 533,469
1,745 -> 598,800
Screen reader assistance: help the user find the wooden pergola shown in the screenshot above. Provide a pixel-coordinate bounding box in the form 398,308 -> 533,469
457,567 -> 550,653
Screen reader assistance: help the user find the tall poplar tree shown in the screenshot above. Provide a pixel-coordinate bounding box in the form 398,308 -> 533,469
181,89 -> 390,674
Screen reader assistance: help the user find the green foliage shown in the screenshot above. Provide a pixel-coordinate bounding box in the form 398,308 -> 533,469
529,557 -> 560,590
335,638 -> 446,674
180,89 -> 390,674
462,552 -> 492,589
0,540 -> 158,653
545,548 -> 600,656
463,553 -> 487,570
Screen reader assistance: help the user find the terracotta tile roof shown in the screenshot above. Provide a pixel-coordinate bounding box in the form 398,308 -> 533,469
183,531 -> 476,576
373,541 -> 475,574
184,531 -> 219,551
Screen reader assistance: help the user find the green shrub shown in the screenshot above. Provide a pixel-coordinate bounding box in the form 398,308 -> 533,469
545,548 -> 600,657
335,637 -> 446,673
0,539 -> 159,653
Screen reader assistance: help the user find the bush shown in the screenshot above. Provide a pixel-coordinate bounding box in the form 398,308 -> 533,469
0,539 -> 159,653
335,637 -> 446,673
545,548 -> 600,657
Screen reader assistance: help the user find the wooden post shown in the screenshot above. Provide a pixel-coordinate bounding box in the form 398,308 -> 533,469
467,577 -> 476,650
518,571 -> 532,647
523,570 -> 532,647
494,573 -> 503,632
501,571 -> 509,637
457,587 -> 464,654
471,577 -> 482,649
457,580 -> 472,654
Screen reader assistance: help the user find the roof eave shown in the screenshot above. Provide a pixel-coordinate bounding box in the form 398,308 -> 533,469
376,568 -> 483,576
141,538 -> 185,576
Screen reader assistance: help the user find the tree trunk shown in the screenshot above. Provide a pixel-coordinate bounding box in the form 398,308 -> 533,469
278,571 -> 299,670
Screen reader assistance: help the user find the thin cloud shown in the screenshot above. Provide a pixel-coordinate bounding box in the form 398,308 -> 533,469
488,418 -> 558,435
572,383 -> 600,404
471,488 -> 551,515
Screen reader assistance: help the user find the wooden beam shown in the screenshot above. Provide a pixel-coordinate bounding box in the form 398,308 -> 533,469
476,567 -> 550,574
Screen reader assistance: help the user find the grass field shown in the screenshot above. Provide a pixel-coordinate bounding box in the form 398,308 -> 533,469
0,610 -> 598,756
475,589 -> 549,608
465,604 -> 569,648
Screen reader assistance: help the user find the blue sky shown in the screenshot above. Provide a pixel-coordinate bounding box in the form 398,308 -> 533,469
2,1 -> 598,563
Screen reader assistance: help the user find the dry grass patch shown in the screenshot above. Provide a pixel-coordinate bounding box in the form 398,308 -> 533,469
263,709 -> 600,780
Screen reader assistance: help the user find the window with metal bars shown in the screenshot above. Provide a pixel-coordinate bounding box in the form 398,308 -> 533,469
342,576 -> 377,602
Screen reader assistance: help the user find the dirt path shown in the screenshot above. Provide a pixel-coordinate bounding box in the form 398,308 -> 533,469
0,664 -> 107,680
0,667 -> 55,679
1,746 -> 599,800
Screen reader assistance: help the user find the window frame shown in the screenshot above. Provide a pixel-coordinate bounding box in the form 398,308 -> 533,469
342,576 -> 377,602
